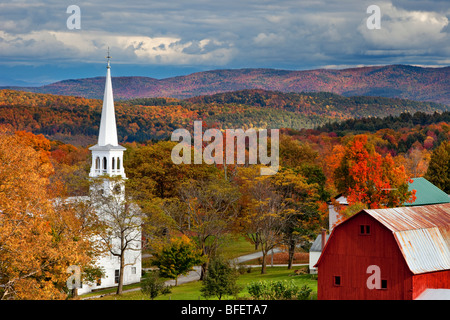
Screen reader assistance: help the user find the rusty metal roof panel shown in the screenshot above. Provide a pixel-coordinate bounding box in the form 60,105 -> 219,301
364,203 -> 450,274
365,203 -> 450,232
394,228 -> 450,274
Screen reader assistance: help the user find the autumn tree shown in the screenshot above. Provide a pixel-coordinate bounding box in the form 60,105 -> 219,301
271,169 -> 323,269
402,147 -> 430,178
125,141 -> 218,252
161,175 -> 240,279
125,141 -> 216,200
0,128 -> 103,300
236,166 -> 287,274
424,140 -> 450,193
334,134 -> 416,210
89,177 -> 143,295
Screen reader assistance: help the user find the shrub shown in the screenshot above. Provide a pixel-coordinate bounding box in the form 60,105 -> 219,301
140,271 -> 171,300
297,285 -> 313,300
247,280 -> 312,300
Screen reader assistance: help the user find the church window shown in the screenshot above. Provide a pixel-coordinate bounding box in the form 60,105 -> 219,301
112,157 -> 115,170
95,157 -> 100,169
117,157 -> 121,169
103,157 -> 107,170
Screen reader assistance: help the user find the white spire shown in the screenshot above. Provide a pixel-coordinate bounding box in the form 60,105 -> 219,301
97,49 -> 119,146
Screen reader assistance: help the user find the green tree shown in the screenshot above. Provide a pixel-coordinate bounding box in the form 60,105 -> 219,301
200,256 -> 241,300
425,141 -> 450,193
140,271 -> 171,300
152,236 -> 203,286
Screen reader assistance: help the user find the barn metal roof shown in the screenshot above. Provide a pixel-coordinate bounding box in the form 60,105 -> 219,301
364,203 -> 450,274
415,288 -> 450,300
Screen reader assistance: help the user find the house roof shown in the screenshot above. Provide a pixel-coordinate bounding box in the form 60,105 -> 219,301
310,234 -> 330,252
405,177 -> 449,207
315,203 -> 450,275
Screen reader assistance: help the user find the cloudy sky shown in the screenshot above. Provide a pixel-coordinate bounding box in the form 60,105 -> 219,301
0,0 -> 449,85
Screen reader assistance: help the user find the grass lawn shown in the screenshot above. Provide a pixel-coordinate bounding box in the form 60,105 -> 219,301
216,235 -> 260,259
95,266 -> 317,300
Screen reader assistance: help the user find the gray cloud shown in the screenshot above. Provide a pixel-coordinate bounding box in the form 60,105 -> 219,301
0,0 -> 448,73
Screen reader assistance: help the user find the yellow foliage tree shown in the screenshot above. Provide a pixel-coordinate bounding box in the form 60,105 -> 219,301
0,128 -> 103,300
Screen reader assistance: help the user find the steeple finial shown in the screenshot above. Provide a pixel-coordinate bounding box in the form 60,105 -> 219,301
106,47 -> 111,69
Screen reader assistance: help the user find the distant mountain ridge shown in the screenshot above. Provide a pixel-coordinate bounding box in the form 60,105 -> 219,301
2,64 -> 449,105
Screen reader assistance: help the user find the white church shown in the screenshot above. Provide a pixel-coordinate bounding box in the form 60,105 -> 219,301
75,53 -> 142,295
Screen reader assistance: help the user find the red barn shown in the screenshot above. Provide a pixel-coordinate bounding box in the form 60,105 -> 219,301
315,203 -> 450,300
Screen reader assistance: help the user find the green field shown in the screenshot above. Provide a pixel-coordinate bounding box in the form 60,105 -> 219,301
95,266 -> 317,300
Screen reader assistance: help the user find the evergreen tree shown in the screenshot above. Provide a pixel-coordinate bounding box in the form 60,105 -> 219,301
200,256 -> 241,300
425,141 -> 450,193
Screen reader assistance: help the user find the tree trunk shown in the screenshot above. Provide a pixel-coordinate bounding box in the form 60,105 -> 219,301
200,262 -> 207,280
287,240 -> 296,270
261,251 -> 267,274
117,254 -> 124,295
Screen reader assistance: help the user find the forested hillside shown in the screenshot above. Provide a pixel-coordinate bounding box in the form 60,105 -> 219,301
0,89 -> 447,146
1,88 -> 449,299
3,65 -> 450,105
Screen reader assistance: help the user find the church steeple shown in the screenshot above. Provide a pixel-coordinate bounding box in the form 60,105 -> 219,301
89,50 -> 126,181
97,48 -> 119,147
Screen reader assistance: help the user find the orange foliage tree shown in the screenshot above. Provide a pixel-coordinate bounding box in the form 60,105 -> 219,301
334,135 -> 416,210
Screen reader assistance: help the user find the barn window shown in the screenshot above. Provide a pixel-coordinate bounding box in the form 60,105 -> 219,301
333,276 -> 341,286
360,224 -> 371,235
381,279 -> 388,289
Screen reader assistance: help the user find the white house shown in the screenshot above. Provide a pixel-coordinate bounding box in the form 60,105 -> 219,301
76,54 -> 142,294
309,194 -> 347,274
